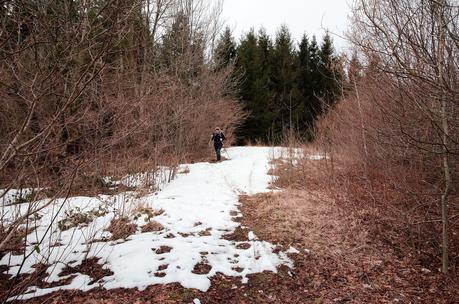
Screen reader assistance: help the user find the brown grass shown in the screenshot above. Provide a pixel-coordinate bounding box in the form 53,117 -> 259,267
11,179 -> 459,303
107,218 -> 137,241
141,221 -> 164,233
59,258 -> 113,285
238,189 -> 459,303
0,226 -> 27,255
240,191 -> 366,257
271,151 -> 459,271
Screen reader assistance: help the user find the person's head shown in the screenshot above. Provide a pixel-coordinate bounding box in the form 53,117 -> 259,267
215,127 -> 221,133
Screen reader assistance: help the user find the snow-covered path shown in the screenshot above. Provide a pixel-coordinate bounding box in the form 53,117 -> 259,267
1,147 -> 297,301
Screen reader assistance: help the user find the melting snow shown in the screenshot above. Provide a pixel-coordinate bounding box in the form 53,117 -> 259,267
0,188 -> 37,206
1,147 -> 310,301
286,246 -> 300,254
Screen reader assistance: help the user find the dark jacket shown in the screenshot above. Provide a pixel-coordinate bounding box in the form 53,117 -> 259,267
211,132 -> 225,147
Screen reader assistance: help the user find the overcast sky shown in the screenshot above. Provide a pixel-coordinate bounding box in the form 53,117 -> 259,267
222,0 -> 352,51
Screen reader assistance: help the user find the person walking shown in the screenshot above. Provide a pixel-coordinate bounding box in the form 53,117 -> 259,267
211,127 -> 225,161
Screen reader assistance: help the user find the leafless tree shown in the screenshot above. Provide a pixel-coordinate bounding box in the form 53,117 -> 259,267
0,0 -> 242,297
317,0 -> 458,274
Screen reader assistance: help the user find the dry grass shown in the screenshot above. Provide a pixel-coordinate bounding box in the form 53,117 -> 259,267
14,179 -> 459,303
238,188 -> 459,303
240,191 -> 369,258
141,221 -> 164,233
107,218 -> 137,241
133,206 -> 164,220
272,152 -> 459,269
59,257 -> 113,286
249,143 -> 459,301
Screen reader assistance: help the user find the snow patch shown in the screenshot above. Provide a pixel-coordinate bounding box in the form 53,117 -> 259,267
286,246 -> 300,254
2,147 -> 296,301
0,188 -> 37,206
308,155 -> 328,161
248,231 -> 258,240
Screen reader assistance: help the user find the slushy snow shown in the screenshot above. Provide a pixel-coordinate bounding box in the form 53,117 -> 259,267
1,147 -> 316,301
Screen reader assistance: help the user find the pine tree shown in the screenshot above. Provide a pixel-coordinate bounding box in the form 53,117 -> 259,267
318,33 -> 342,107
229,27 -> 345,143
271,25 -> 300,138
214,26 -> 237,70
236,30 -> 261,142
297,35 -> 315,134
160,11 -> 204,82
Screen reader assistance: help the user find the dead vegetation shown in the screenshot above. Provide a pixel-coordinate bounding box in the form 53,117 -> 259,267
0,262 -> 78,302
133,207 -> 164,222
59,258 -> 114,286
321,0 -> 459,276
9,156 -> 458,301
17,181 -> 458,303
0,226 -> 28,255
191,262 -> 212,275
0,1 -> 244,299
141,221 -> 164,233
154,246 -> 173,255
58,206 -> 109,232
107,218 -> 137,241
237,186 -> 459,303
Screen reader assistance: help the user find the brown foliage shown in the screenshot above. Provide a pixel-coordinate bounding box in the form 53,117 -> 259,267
0,1 -> 243,290
308,0 -> 459,276
60,258 -> 114,286
141,220 -> 164,233
235,190 -> 459,303
107,218 -> 137,241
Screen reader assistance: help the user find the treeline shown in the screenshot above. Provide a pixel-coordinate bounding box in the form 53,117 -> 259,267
214,26 -> 344,143
0,0 -> 242,191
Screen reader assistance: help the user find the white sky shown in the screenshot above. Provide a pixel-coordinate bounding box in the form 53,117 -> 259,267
222,0 -> 352,51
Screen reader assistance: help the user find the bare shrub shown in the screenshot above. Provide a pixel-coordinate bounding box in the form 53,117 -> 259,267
0,0 -> 243,298
311,0 -> 459,275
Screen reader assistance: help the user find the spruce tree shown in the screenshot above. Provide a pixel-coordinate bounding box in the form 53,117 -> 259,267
271,25 -> 300,138
228,27 -> 345,144
214,26 -> 237,70
307,35 -> 323,117
161,12 -> 191,66
318,33 -> 342,107
236,30 -> 261,142
253,28 -> 275,141
297,35 -> 315,134
160,11 -> 204,81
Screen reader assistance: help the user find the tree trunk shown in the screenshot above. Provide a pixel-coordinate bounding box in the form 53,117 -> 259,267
437,0 -> 451,275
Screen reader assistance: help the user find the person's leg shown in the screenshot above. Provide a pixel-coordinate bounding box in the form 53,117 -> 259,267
215,146 -> 221,161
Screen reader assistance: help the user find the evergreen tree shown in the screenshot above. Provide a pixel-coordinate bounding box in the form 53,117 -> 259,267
229,27 -> 344,144
318,33 -> 342,107
160,11 -> 204,81
161,12 -> 191,63
252,28 -> 275,141
297,35 -> 315,133
236,30 -> 262,142
271,25 -> 300,137
306,35 -> 323,118
214,26 -> 237,70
